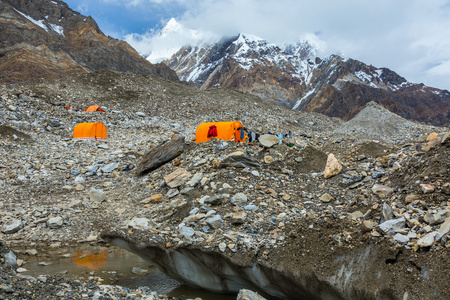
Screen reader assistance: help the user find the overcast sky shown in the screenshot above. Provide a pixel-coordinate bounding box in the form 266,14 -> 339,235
64,0 -> 450,91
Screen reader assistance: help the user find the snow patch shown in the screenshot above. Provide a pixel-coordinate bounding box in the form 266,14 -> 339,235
14,8 -> 64,36
15,9 -> 49,32
293,89 -> 315,110
355,71 -> 379,88
48,23 -> 64,36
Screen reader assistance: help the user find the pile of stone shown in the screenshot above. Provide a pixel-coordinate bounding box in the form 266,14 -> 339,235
1,72 -> 449,299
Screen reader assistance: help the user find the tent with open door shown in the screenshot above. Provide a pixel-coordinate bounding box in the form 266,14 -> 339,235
83,105 -> 105,112
73,122 -> 107,140
195,121 -> 246,143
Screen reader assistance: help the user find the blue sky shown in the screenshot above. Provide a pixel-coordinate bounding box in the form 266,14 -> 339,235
63,0 -> 450,91
64,0 -> 183,37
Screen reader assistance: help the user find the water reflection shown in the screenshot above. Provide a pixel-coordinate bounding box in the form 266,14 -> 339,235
73,249 -> 108,270
19,246 -> 237,299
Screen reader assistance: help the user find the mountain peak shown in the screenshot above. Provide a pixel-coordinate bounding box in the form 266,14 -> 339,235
235,33 -> 264,44
163,32 -> 449,126
159,18 -> 183,37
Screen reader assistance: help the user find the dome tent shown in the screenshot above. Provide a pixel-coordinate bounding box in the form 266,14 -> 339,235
195,121 -> 246,143
73,122 -> 107,140
83,105 -> 105,112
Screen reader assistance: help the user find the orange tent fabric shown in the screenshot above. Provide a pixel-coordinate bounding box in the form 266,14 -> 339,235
83,105 -> 105,112
73,250 -> 107,270
195,121 -> 246,143
73,122 -> 107,140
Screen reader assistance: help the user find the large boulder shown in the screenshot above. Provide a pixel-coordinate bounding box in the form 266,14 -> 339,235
259,134 -> 280,147
136,135 -> 185,175
323,153 -> 342,179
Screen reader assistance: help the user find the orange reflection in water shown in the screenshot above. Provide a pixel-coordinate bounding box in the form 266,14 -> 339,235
73,250 -> 108,270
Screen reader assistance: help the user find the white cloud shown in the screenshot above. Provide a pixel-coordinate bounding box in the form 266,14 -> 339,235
125,18 -> 217,62
122,0 -> 450,90
100,0 -> 184,6
427,61 -> 450,76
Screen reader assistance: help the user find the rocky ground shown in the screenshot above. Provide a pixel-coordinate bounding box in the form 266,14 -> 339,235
1,70 -> 449,299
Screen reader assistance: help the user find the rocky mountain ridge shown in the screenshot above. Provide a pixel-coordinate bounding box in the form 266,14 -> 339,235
163,32 -> 450,126
0,0 -> 178,83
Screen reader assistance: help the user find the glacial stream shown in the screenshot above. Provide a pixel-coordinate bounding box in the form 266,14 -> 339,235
17,245 -> 237,300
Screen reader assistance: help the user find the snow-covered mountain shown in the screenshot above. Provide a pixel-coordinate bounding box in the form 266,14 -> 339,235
151,19 -> 450,126
144,18 -> 214,63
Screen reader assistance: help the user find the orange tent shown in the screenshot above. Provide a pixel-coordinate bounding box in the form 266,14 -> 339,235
73,122 -> 107,140
195,121 -> 246,143
83,105 -> 105,112
73,250 -> 107,270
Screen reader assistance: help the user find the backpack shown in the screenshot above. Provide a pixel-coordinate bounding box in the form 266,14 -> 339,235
207,125 -> 218,137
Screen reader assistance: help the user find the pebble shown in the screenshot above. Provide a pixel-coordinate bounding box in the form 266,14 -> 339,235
75,184 -> 85,191
206,215 -> 223,229
251,170 -> 260,177
179,226 -> 195,237
167,188 -> 179,198
237,289 -> 267,300
132,267 -> 149,275
204,194 -> 226,205
89,188 -> 105,203
420,184 -> 435,194
100,162 -> 118,173
244,205 -> 257,211
264,155 -> 274,163
393,233 -> 409,243
216,141 -> 228,150
377,217 -> 406,235
319,193 -> 333,203
26,249 -> 38,256
187,172 -> 203,187
231,192 -> 248,206
231,211 -> 247,224
127,218 -> 151,229
437,216 -> 450,240
47,217 -> 63,229
150,194 -> 163,204
417,232 -> 438,248
371,184 -> 394,198
361,220 -> 377,233
424,210 -> 447,225
1,219 -> 23,234
164,168 -> 191,188
3,250 -> 17,267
